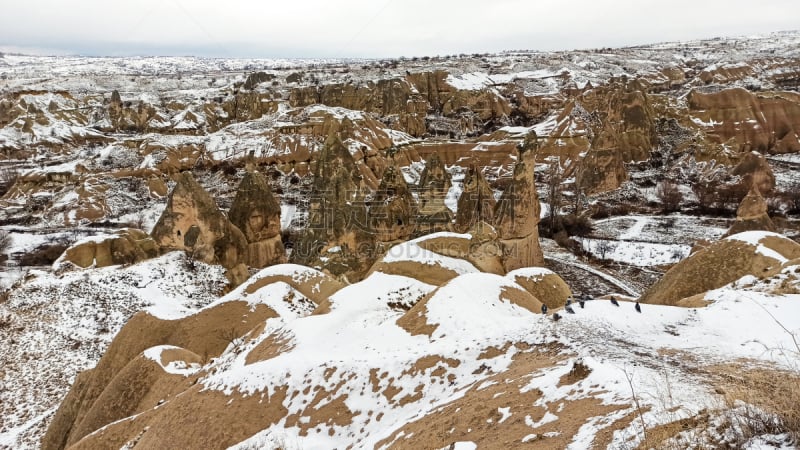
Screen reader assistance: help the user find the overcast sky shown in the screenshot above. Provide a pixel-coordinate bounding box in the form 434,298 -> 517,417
1,0 -> 798,58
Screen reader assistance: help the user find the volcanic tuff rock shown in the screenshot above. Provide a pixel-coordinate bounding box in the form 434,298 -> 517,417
506,267 -> 572,309
151,172 -> 248,282
640,231 -> 800,306
493,141 -> 545,271
687,88 -> 800,154
723,185 -> 777,237
368,164 -> 417,244
228,171 -> 287,268
454,161 -> 496,233
60,229 -> 160,269
416,153 -> 454,235
731,151 -> 776,194
291,134 -> 376,279
41,298 -> 283,450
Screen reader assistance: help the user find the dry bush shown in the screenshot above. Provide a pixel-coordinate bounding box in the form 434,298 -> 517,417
0,230 -> 10,256
561,213 -> 594,237
692,181 -> 716,213
786,184 -> 800,215
722,369 -> 800,445
0,167 -> 18,196
656,180 -> 683,213
19,236 -> 70,266
591,202 -> 633,220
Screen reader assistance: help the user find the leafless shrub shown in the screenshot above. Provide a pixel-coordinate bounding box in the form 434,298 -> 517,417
0,230 -> 10,256
0,167 -> 18,196
722,369 -> 800,445
656,180 -> 683,213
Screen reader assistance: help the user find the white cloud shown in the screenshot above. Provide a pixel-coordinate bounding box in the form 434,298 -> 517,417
1,0 -> 798,57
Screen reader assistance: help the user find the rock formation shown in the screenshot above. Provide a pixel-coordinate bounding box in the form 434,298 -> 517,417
640,231 -> 800,306
493,142 -> 545,272
731,151 -> 776,194
687,88 -> 800,154
506,267 -> 572,309
228,171 -> 287,268
291,134 -> 376,279
454,162 -> 495,233
416,153 -> 453,235
60,229 -> 159,269
368,164 -> 417,244
723,185 -> 777,237
151,172 -> 249,284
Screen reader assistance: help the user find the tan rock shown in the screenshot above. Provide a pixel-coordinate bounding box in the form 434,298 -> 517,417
61,229 -> 159,269
228,171 -> 286,268
291,134 -> 376,279
151,172 -> 248,272
493,146 -> 545,272
369,165 -> 417,244
731,151 -> 775,194
640,232 -> 800,306
687,88 -> 800,154
454,162 -> 495,233
506,267 -> 572,309
723,185 -> 777,237
416,153 -> 454,235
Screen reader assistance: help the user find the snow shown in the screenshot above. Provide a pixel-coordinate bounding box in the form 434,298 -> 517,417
506,267 -> 556,280
423,273 -> 538,340
725,231 -> 791,263
451,442 -> 477,450
576,237 -> 691,267
382,237 -> 479,275
0,252 -> 227,448
445,72 -> 495,91
143,345 -> 202,376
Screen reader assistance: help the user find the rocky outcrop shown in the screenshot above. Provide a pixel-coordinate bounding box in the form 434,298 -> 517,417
151,172 -> 248,284
493,142 -> 545,272
723,185 -> 777,238
416,153 -> 454,235
506,267 -> 572,309
42,299 -> 282,450
731,151 -> 775,194
577,147 -> 629,195
581,81 -> 657,163
291,134 -> 376,279
454,162 -> 495,233
369,165 -> 417,244
228,171 -> 287,268
640,231 -> 800,306
59,229 -> 160,269
289,78 -> 427,137
688,88 -> 800,154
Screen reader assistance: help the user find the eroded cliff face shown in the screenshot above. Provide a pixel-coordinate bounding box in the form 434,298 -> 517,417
454,162 -> 496,234
416,153 -> 454,235
688,88 -> 800,154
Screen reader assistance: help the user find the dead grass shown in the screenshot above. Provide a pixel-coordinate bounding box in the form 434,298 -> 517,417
721,368 -> 800,445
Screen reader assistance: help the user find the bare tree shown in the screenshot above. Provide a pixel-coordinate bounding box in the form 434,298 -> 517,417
595,239 -> 616,260
545,158 -> 564,234
656,180 -> 683,213
692,180 -> 717,214
0,230 -> 11,257
0,168 -> 18,196
786,183 -> 800,215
